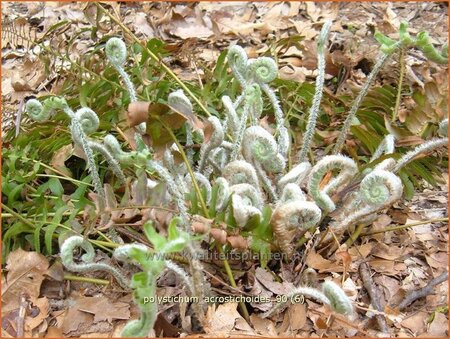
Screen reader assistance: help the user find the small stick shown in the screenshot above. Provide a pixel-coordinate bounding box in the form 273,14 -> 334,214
398,271 -> 448,310
16,292 -> 29,337
359,263 -> 389,333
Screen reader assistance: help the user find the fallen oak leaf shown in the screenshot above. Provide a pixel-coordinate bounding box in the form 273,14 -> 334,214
2,249 -> 49,313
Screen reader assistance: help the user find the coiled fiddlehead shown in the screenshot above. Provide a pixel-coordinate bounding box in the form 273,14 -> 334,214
60,236 -> 130,289
230,84 -> 262,161
370,134 -> 395,162
26,98 -> 105,199
214,177 -> 230,211
278,162 -> 312,191
230,183 -> 263,227
242,126 -> 285,173
307,155 -> 358,212
271,200 -> 322,258
247,57 -> 278,84
298,20 -> 332,163
227,45 -> 248,88
368,134 -> 396,171
333,169 -> 403,234
106,37 -> 137,102
25,99 -> 50,122
75,107 -> 99,135
223,160 -> 261,189
242,126 -> 284,201
279,183 -> 306,204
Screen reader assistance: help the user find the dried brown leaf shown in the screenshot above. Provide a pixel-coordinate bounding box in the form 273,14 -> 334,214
2,249 -> 49,313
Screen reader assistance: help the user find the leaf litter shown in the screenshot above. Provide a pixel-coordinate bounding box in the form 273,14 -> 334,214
1,1 -> 448,337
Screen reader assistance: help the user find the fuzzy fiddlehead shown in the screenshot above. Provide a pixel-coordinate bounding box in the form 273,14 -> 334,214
75,107 -> 99,135
147,160 -> 190,227
69,108 -> 126,183
298,20 -> 332,163
244,82 -> 263,125
168,89 -> 193,113
227,45 -> 248,88
333,169 -> 403,234
242,126 -> 285,201
322,281 -> 353,316
26,98 -> 105,199
279,183 -> 306,204
242,126 -> 285,173
60,236 -> 130,289
277,162 -> 312,191
198,116 -> 224,172
246,57 -> 278,84
262,280 -> 352,318
214,177 -> 230,211
223,160 -> 261,189
25,99 -> 50,122
208,147 -> 230,172
271,200 -> 322,258
106,37 -> 137,102
415,31 -> 448,64
393,137 -> 449,172
307,155 -> 358,212
230,183 -> 263,227
230,84 -> 262,161
366,134 -> 397,171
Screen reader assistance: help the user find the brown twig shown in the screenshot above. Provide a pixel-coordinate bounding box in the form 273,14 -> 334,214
398,271 -> 448,310
16,292 -> 29,337
358,263 -> 389,333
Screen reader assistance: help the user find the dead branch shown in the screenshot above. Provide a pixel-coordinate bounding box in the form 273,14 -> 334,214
358,262 -> 389,333
398,271 -> 448,310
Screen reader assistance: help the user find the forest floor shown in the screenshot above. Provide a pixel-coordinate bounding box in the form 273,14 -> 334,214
1,2 -> 448,338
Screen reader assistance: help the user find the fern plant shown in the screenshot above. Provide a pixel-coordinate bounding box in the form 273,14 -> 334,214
21,19 -> 448,337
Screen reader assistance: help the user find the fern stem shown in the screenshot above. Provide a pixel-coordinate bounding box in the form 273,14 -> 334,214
298,20 -> 331,163
392,48 -> 405,122
345,223 -> 365,246
333,52 -> 390,154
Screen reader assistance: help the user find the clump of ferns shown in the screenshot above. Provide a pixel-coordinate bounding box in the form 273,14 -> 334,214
26,22 -> 448,336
